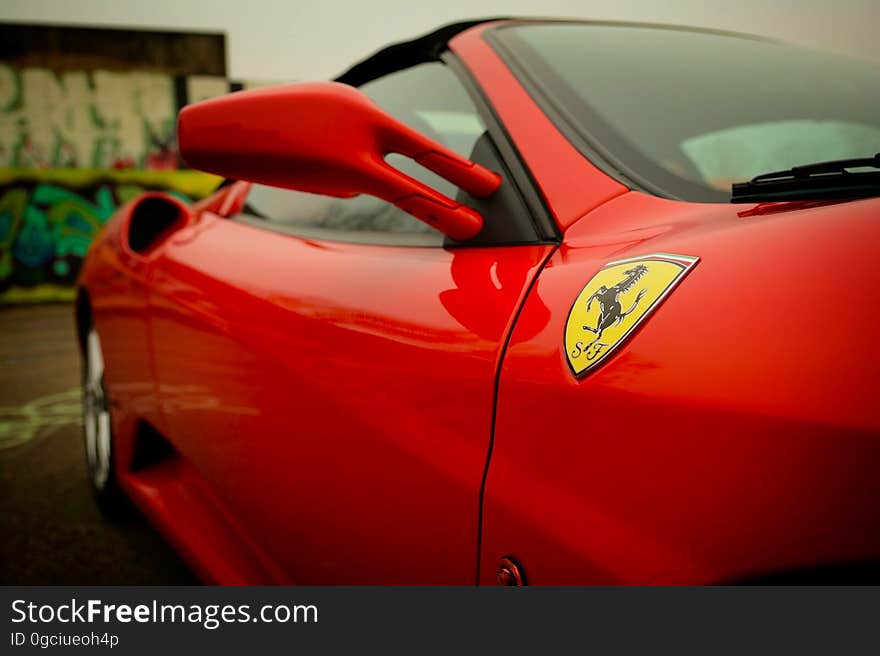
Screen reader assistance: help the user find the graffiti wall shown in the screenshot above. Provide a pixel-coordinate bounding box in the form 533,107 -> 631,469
0,168 -> 220,304
0,65 -> 183,170
0,64 -> 277,171
0,60 -> 278,303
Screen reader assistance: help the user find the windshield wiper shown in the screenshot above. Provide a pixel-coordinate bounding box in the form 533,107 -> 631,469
731,153 -> 880,203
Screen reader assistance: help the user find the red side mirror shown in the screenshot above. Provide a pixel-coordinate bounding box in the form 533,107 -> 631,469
177,82 -> 501,241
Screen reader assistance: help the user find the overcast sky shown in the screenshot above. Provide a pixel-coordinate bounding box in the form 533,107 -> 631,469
1,0 -> 877,80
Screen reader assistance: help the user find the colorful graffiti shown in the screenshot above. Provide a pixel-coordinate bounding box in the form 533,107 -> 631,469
0,168 -> 220,303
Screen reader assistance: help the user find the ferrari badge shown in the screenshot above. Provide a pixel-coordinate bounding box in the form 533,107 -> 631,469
564,253 -> 699,376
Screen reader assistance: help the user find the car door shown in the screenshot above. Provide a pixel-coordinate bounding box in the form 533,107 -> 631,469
148,60 -> 555,583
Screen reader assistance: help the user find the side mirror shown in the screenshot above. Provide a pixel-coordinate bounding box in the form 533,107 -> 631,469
177,82 -> 501,241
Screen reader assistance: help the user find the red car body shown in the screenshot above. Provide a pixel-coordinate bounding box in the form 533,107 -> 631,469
77,20 -> 880,584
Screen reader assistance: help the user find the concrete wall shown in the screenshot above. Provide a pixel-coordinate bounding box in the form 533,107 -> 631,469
0,0 -> 877,81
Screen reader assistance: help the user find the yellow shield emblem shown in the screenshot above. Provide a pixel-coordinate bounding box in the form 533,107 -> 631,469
565,253 -> 699,376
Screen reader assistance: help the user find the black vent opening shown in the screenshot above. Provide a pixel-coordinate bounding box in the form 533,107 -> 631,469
127,197 -> 186,253
129,420 -> 178,473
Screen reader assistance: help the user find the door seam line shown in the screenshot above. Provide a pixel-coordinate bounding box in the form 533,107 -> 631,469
475,243 -> 558,585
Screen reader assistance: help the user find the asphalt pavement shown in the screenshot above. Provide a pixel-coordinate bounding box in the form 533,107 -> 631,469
0,304 -> 196,584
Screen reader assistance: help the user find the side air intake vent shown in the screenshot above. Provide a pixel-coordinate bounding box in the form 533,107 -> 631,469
129,420 -> 178,473
127,196 -> 187,253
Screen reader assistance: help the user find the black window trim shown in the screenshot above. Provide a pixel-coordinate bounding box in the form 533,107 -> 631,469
441,51 -> 560,243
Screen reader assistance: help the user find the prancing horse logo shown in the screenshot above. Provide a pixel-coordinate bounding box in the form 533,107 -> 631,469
564,253 -> 699,376
582,264 -> 649,346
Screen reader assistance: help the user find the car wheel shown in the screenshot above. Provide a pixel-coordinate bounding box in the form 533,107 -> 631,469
82,325 -> 129,516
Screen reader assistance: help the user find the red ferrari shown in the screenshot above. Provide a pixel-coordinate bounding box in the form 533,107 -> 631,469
76,19 -> 880,584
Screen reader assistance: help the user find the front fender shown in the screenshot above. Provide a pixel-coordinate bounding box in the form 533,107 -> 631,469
479,192 -> 880,584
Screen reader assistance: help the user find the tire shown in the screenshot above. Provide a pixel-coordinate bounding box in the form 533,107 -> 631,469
82,324 -> 130,517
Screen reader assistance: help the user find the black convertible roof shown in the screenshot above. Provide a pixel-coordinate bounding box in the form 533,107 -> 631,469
334,17 -> 777,87
334,18 -> 506,86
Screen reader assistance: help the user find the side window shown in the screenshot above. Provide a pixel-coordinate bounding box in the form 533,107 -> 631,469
236,62 -> 488,245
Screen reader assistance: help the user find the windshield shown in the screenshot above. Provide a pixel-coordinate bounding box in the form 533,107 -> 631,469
492,23 -> 880,202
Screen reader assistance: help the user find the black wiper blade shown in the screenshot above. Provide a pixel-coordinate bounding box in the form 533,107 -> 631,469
751,153 -> 880,182
731,153 -> 880,203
